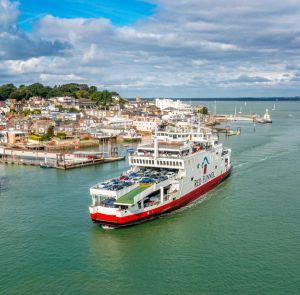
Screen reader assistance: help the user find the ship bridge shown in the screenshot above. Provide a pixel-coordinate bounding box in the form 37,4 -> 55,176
129,136 -> 210,170
129,141 -> 188,169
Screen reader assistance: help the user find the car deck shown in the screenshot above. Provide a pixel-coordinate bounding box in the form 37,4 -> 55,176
114,185 -> 150,205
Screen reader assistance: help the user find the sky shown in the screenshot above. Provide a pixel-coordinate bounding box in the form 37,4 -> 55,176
1,0 -> 300,98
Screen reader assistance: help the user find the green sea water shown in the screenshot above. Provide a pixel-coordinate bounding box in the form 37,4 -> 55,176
0,101 -> 299,294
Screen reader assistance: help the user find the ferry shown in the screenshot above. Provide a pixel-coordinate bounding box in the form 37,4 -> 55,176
89,127 -> 231,228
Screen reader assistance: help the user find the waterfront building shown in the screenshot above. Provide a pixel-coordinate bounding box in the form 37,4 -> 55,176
78,98 -> 97,109
155,98 -> 191,111
132,116 -> 162,133
104,116 -> 133,129
0,130 -> 26,145
6,116 -> 31,133
31,119 -> 55,135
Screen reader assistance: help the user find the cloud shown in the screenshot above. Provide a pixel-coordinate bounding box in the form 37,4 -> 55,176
229,75 -> 272,84
1,0 -> 300,97
0,0 -> 70,60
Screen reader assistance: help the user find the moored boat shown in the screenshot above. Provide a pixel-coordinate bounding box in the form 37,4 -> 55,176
255,109 -> 272,124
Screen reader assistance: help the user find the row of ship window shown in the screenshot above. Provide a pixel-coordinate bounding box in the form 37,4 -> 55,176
131,158 -> 183,167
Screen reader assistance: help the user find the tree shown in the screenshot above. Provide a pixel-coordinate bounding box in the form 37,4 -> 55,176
0,83 -> 120,105
0,84 -> 17,100
91,91 -> 103,105
57,83 -> 81,96
23,109 -> 31,116
41,126 -> 54,141
31,109 -> 41,115
9,91 -> 23,101
101,90 -> 113,109
69,107 -> 79,113
46,126 -> 54,138
198,106 -> 208,115
89,86 -> 97,94
27,83 -> 50,97
9,87 -> 32,101
57,132 -> 66,140
75,90 -> 90,99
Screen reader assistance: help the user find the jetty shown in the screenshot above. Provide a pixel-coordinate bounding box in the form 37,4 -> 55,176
213,126 -> 241,136
0,146 -> 125,170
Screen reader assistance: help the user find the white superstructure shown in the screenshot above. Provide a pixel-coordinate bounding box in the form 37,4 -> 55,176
89,126 -> 231,228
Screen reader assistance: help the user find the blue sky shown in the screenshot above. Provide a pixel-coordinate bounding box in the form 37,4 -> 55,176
1,0 -> 300,97
18,0 -> 156,30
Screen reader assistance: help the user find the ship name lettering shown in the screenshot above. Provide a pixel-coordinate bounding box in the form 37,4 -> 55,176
202,172 -> 215,183
194,178 -> 202,187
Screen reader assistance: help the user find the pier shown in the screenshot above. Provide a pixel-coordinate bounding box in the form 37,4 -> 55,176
0,146 -> 125,170
213,126 -> 241,136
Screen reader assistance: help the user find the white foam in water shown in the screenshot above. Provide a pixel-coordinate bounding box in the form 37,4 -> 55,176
234,162 -> 249,169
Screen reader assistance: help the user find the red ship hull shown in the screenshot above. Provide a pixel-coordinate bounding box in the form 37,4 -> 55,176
90,168 -> 231,227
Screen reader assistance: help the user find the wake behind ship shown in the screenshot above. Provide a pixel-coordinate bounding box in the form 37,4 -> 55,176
89,127 -> 231,228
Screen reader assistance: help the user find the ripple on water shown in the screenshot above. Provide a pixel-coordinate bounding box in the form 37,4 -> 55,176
0,176 -> 9,192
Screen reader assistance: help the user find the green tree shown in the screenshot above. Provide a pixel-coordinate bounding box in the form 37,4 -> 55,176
47,126 -> 54,138
57,132 -> 66,140
101,90 -> 113,109
198,106 -> 208,115
27,83 -> 50,98
69,107 -> 79,113
9,91 -> 23,100
0,83 -> 120,105
89,86 -> 97,94
41,126 -> 54,141
31,109 -> 41,115
57,105 -> 65,112
0,84 -> 17,100
91,91 -> 103,105
23,109 -> 31,116
9,86 -> 32,101
75,90 -> 90,99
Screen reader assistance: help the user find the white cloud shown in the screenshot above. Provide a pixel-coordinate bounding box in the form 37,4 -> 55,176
40,73 -> 84,82
1,0 -> 300,97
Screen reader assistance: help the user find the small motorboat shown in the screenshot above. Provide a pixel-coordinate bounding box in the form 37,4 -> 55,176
254,109 -> 272,124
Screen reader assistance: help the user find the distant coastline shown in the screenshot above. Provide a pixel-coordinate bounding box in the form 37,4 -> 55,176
127,97 -> 300,101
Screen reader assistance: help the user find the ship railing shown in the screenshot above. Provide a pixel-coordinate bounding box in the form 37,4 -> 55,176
129,155 -> 185,168
90,183 -> 139,198
89,205 -> 118,215
133,152 -> 186,159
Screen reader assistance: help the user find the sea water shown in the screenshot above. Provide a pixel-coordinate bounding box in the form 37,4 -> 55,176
0,101 -> 299,294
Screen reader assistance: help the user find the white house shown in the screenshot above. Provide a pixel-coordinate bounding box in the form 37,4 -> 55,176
132,116 -> 161,133
105,116 -> 133,129
155,98 -> 191,111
